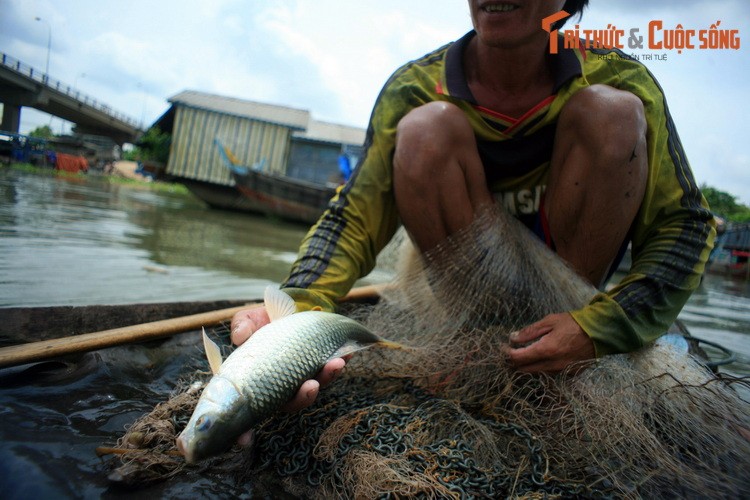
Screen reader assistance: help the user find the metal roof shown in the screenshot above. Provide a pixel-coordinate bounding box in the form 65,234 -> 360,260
294,119 -> 366,146
168,90 -> 310,130
721,223 -> 750,251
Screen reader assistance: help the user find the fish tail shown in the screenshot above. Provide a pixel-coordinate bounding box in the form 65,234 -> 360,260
378,339 -> 407,350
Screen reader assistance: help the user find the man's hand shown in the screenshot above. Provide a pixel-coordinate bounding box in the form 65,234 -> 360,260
230,306 -> 271,346
505,312 -> 595,374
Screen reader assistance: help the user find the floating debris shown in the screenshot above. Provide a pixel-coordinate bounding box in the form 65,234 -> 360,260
142,264 -> 169,274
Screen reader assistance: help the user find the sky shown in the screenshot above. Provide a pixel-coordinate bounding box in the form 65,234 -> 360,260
1,0 -> 748,203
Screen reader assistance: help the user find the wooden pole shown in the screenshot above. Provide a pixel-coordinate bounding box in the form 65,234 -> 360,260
0,304 -> 255,369
335,283 -> 389,303
0,285 -> 384,369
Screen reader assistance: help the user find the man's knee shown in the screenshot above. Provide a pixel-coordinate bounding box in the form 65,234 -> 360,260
559,84 -> 647,163
395,102 -> 473,173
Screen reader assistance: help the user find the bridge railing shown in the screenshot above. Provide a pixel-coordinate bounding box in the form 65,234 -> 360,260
1,52 -> 142,129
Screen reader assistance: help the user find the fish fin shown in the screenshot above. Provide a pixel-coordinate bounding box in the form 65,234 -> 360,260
202,327 -> 223,375
329,340 -> 368,360
264,286 -> 297,322
328,338 -> 405,360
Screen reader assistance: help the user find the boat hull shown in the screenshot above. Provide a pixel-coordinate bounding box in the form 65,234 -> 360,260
230,168 -> 336,225
180,178 -> 265,214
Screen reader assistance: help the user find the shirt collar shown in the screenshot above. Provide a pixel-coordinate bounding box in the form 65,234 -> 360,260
444,31 -> 582,104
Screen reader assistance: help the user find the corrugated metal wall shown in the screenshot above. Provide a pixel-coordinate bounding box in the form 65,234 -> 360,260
287,141 -> 364,185
721,223 -> 750,251
286,140 -> 341,185
166,105 -> 292,185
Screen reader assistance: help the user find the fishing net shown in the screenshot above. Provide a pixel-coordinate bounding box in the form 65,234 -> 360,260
109,205 -> 750,498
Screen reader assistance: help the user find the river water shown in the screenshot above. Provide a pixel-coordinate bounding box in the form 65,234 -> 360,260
0,168 -> 309,307
0,167 -> 748,498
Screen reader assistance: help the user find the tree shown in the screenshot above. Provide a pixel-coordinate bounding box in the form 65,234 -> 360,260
701,184 -> 750,223
124,127 -> 171,163
28,125 -> 54,139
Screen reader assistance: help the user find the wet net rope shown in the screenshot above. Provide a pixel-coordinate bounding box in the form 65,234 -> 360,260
109,205 -> 750,498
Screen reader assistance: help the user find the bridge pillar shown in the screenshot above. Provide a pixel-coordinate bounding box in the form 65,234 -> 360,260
1,103 -> 21,133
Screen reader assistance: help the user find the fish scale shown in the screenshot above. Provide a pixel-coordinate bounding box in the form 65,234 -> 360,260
222,312 -> 361,414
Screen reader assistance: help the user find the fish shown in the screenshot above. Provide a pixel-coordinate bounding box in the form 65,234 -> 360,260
176,286 -> 403,463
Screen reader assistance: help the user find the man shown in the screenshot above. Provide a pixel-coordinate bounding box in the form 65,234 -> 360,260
232,0 -> 715,411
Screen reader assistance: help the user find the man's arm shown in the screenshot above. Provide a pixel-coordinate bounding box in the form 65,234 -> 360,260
572,65 -> 715,357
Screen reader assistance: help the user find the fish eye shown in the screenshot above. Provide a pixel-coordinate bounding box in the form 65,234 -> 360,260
196,415 -> 213,432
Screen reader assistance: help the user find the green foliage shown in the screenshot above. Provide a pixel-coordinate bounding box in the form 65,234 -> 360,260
124,127 -> 171,163
8,162 -> 189,194
28,125 -> 54,139
702,184 -> 750,223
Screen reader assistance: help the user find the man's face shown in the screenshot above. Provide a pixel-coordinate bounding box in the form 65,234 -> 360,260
468,0 -> 567,48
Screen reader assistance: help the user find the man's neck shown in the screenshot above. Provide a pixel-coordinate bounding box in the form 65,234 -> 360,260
464,35 -> 555,117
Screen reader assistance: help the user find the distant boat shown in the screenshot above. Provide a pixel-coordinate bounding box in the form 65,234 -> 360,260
707,222 -> 750,280
215,139 -> 338,225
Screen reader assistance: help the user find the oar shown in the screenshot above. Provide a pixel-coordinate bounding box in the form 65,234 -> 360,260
0,285 -> 385,369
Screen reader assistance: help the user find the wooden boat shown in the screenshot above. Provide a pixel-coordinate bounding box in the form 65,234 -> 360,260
0,289 -> 734,371
708,222 -> 750,280
708,248 -> 750,280
0,299 -> 262,498
216,139 -> 338,225
0,289 -> 740,498
0,286 -> 383,368
0,299 -> 250,346
179,177 -> 264,214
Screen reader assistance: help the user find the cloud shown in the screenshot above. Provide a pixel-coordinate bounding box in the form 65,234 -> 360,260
696,134 -> 750,204
251,1 -> 469,126
0,0 -> 39,47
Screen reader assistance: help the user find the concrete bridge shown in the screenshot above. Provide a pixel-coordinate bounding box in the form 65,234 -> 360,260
0,52 -> 142,145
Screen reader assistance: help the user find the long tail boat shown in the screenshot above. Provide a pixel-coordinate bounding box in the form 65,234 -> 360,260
215,139 -> 338,225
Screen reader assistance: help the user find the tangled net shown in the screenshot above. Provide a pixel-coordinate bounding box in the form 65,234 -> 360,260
111,205 -> 750,498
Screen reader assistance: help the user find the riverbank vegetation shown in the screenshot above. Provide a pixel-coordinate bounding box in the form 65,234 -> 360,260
123,127 -> 171,163
701,185 -> 750,223
4,162 -> 190,195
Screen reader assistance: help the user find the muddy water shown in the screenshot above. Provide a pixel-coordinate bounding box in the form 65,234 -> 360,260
0,167 -> 748,498
0,168 -> 309,307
